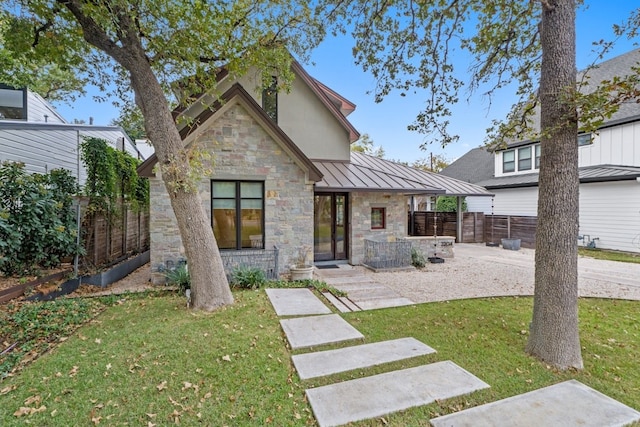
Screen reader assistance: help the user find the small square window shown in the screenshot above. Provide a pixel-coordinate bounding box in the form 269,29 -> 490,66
578,133 -> 592,146
371,207 -> 386,229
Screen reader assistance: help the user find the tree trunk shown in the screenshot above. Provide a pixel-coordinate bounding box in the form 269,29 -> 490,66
526,0 -> 582,369
128,64 -> 234,311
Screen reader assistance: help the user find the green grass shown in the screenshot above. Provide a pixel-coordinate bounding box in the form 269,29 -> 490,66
1,292 -> 639,426
579,247 -> 640,264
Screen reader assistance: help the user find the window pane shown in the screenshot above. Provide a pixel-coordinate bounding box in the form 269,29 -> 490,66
518,147 -> 532,171
212,181 -> 235,198
241,182 -> 262,198
212,208 -> 237,249
0,88 -> 25,120
503,150 -> 515,173
241,199 -> 262,209
371,207 -> 385,229
535,144 -> 541,169
578,133 -> 592,146
240,208 -> 263,248
213,199 -> 236,209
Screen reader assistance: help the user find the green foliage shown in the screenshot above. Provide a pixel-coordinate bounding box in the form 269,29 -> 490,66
80,137 -> 149,214
230,266 -> 267,290
411,247 -> 426,268
350,133 -> 385,158
164,264 -> 190,293
0,162 -> 81,276
436,196 -> 467,213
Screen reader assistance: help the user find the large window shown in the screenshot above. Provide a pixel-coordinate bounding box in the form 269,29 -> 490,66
503,150 -> 515,173
262,77 -> 277,123
0,85 -> 27,120
211,181 -> 264,250
518,146 -> 532,171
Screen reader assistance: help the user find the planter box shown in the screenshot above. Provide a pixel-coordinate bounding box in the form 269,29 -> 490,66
290,265 -> 314,281
501,238 -> 521,251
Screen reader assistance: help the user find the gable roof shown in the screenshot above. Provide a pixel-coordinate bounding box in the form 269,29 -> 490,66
137,83 -> 322,181
440,147 -> 495,184
503,49 -> 640,149
312,78 -> 357,117
314,152 -> 493,196
475,164 -> 640,189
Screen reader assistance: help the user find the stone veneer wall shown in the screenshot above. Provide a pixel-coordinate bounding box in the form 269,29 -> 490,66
349,192 -> 408,265
149,102 -> 314,284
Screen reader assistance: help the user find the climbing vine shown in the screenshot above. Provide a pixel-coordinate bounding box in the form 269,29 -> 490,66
80,137 -> 149,214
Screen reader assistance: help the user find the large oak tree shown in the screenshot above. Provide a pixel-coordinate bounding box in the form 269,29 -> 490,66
1,0 -> 323,310
325,0 -> 639,368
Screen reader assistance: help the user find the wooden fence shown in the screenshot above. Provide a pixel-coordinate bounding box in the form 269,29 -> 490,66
409,212 -> 537,248
82,205 -> 150,268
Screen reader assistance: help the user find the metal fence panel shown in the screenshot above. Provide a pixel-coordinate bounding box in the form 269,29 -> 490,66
363,239 -> 412,269
219,247 -> 280,282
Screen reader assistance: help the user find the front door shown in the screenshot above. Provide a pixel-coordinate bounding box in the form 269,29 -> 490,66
314,193 -> 348,261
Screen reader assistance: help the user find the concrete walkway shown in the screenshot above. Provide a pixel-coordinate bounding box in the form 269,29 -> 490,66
265,286 -> 640,426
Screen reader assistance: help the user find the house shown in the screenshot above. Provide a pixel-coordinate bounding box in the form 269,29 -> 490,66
441,49 -> 640,253
0,84 -> 143,184
137,60 -> 492,283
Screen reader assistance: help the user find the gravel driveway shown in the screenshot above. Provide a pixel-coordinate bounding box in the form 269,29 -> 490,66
367,243 -> 640,303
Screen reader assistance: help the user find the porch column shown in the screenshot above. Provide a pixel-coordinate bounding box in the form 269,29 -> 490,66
456,196 -> 463,243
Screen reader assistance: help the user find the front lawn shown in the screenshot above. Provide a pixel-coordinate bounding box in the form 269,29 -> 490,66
1,291 -> 638,426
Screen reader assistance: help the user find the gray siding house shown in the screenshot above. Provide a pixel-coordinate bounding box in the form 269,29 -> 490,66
0,85 -> 142,184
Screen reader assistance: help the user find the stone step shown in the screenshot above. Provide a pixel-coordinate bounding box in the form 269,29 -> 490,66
265,288 -> 331,316
292,337 -> 436,380
321,292 -> 361,312
430,380 -> 640,427
280,314 -> 364,349
306,360 -> 489,427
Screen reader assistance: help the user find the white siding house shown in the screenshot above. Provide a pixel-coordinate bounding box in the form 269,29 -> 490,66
441,49 -> 640,253
0,86 -> 142,185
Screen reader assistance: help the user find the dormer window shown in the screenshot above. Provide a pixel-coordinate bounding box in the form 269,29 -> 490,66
0,84 -> 27,120
262,77 -> 277,123
503,150 -> 515,173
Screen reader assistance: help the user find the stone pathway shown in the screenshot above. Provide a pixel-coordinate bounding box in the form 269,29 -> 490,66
265,288 -> 640,426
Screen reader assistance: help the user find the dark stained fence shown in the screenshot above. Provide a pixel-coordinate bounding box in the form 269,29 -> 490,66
82,203 -> 150,268
409,212 -> 536,248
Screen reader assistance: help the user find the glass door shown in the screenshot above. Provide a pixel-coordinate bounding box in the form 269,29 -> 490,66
313,193 -> 348,261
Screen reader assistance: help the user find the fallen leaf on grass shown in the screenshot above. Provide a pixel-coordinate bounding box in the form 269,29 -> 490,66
24,395 -> 41,405
68,366 -> 79,377
222,355 -> 231,362
94,338 -> 102,344
157,381 -> 168,391
14,405 -> 46,417
1,384 -> 17,395
92,415 -> 101,424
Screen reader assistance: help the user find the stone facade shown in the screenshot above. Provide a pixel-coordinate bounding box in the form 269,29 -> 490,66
349,192 -> 408,265
149,102 -> 314,284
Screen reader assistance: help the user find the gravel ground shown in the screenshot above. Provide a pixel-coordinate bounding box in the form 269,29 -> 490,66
75,243 -> 640,303
368,243 -> 640,303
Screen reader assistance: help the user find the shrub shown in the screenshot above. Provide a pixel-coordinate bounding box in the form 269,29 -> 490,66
0,162 -> 81,276
230,266 -> 267,289
411,247 -> 426,268
164,264 -> 190,293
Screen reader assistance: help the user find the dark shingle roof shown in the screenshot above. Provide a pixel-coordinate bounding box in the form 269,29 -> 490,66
439,147 -> 495,184
314,152 -> 494,196
475,165 -> 640,189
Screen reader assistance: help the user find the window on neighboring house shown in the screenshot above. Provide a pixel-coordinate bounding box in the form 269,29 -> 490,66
371,207 -> 386,229
211,181 -> 264,250
0,85 -> 27,120
534,144 -> 541,169
503,150 -> 515,173
578,133 -> 592,146
518,146 -> 532,171
262,76 -> 277,123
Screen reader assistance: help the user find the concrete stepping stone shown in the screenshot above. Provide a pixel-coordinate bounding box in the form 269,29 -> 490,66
265,288 -> 331,316
280,314 -> 364,349
306,360 -> 489,427
322,292 -> 361,312
430,380 -> 640,427
292,337 -> 436,380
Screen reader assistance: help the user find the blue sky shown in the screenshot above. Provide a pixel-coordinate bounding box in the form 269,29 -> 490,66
54,2 -> 638,163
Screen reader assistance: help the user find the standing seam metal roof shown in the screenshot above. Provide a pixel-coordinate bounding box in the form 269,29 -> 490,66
314,152 -> 493,196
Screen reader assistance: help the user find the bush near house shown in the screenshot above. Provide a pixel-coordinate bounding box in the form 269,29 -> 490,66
0,162 -> 81,276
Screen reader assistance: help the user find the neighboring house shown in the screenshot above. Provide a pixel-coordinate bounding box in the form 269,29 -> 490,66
0,84 -> 143,184
137,60 -> 492,282
442,49 -> 640,253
